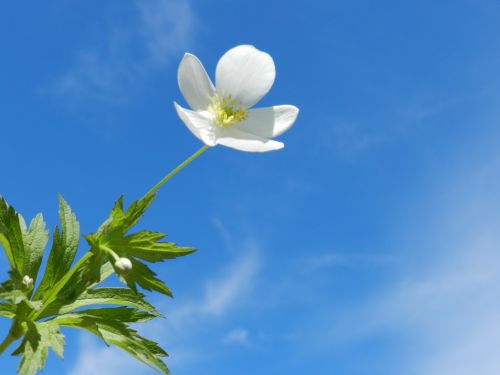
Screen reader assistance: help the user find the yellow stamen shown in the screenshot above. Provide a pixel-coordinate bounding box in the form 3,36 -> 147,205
207,93 -> 248,128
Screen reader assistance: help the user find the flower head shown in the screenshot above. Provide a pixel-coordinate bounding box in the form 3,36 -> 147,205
175,45 -> 299,152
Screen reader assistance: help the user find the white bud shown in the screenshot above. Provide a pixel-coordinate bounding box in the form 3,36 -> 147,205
22,275 -> 33,290
115,257 -> 133,275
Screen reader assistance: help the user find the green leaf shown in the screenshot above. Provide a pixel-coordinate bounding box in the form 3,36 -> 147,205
0,194 -> 188,375
84,193 -> 193,298
108,193 -> 157,235
0,197 -> 49,286
121,259 -> 173,297
0,197 -> 25,272
0,290 -> 27,305
57,307 -> 155,323
0,290 -> 42,320
99,327 -> 169,374
0,302 -> 16,318
0,270 -> 23,294
0,233 -> 13,269
54,310 -> 169,374
34,256 -> 114,320
58,287 -> 162,316
12,321 -> 65,375
89,193 -> 156,240
20,214 -> 48,283
110,231 -> 195,263
33,196 -> 80,300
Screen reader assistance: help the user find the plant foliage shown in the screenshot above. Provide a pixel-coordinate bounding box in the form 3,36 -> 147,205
0,194 -> 194,374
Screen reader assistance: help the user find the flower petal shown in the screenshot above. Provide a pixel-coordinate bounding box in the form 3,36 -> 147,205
235,105 -> 299,138
178,53 -> 215,111
215,128 -> 284,152
174,102 -> 216,146
215,45 -> 275,108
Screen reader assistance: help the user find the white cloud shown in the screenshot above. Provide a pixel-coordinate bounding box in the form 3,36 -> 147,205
161,249 -> 260,328
347,234 -> 500,375
316,148 -> 500,374
137,0 -> 195,65
302,251 -> 396,272
223,328 -> 250,346
319,93 -> 457,160
327,119 -> 383,160
68,248 -> 260,374
68,334 -> 149,375
51,0 -> 196,105
201,251 -> 260,315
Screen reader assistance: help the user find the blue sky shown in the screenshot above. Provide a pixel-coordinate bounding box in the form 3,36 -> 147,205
2,0 -> 500,374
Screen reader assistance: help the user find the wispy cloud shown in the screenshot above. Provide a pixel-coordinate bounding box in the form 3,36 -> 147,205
201,251 -> 260,315
319,92 -> 458,160
51,0 -> 196,106
68,247 -> 261,374
137,0 -> 195,66
68,334 -> 149,375
301,251 -> 396,272
308,146 -> 500,374
223,328 -> 250,346
325,119 -> 383,160
162,249 -> 260,325
333,233 -> 500,375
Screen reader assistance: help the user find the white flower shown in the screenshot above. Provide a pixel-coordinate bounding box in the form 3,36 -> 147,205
174,45 -> 299,152
114,257 -> 133,275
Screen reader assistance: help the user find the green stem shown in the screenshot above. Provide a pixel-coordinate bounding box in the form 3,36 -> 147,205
100,245 -> 120,262
0,320 -> 22,355
31,252 -> 94,320
0,331 -> 15,355
144,144 -> 209,198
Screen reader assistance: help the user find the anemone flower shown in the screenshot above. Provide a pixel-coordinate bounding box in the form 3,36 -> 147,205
174,45 -> 299,152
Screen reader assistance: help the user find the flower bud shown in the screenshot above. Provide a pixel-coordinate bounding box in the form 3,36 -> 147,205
114,257 -> 133,275
22,275 -> 33,291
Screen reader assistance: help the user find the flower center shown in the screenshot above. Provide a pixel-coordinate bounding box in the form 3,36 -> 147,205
207,93 -> 248,128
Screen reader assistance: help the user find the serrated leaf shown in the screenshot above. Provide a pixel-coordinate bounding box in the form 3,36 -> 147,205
47,325 -> 65,359
0,290 -> 27,305
20,213 -> 49,283
58,307 -> 155,323
109,231 -> 196,263
0,290 -> 42,322
12,321 -> 40,357
58,287 -> 162,316
122,259 -> 173,297
34,256 -> 114,320
108,193 -> 156,235
0,194 -> 187,375
0,232 -> 13,268
13,321 -> 65,375
98,326 -> 169,374
91,194 -> 156,239
0,270 -> 22,293
54,311 -> 169,374
84,193 -> 193,299
33,196 -> 80,300
0,302 -> 16,318
0,197 -> 25,272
